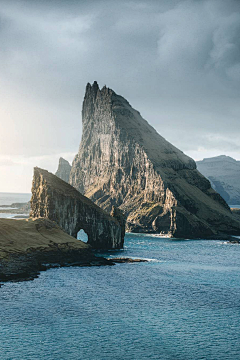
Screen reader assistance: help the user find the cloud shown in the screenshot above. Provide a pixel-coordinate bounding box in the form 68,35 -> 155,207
0,157 -> 18,167
155,0 -> 240,90
0,152 -> 75,192
0,0 -> 239,191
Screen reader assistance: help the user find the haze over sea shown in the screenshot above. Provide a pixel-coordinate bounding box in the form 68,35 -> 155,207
0,192 -> 239,359
0,192 -> 31,218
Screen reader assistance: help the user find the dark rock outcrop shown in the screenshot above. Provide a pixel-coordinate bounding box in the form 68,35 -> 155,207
30,167 -> 125,249
55,157 -> 72,183
197,155 -> 240,205
69,81 -> 240,238
108,258 -> 148,263
110,206 -> 126,247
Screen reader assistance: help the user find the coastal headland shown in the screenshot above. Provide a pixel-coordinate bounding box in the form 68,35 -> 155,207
0,217 -> 114,282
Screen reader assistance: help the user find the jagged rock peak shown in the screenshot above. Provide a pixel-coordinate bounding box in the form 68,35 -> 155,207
85,81 -> 112,95
55,157 -> 71,183
69,82 -> 240,238
85,80 -> 99,97
81,81 -> 196,171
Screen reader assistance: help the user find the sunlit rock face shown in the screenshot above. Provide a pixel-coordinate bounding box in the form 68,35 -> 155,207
55,157 -> 71,183
30,167 -> 125,249
69,81 -> 240,238
197,155 -> 240,205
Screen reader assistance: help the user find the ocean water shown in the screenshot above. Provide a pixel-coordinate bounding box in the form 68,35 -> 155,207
0,192 -> 31,206
1,233 -> 240,360
0,192 -> 31,218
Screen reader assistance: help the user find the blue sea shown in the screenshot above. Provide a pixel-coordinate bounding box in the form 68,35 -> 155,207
1,232 -> 240,360
0,192 -> 31,218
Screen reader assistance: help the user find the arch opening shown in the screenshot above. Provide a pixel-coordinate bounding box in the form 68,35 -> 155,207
77,229 -> 89,243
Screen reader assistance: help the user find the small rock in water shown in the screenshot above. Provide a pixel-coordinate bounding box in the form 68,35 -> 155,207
228,239 -> 240,244
109,257 -> 148,263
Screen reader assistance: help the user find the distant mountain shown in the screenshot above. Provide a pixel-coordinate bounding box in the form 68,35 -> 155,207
55,157 -> 71,183
197,155 -> 240,205
69,81 -> 240,238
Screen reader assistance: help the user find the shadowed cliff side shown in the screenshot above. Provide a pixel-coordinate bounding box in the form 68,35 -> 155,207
69,81 -> 240,238
30,167 -> 125,249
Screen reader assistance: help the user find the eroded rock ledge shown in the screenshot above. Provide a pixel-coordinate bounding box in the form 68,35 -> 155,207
30,167 -> 125,249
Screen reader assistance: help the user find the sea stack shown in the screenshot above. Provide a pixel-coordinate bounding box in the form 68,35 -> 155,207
55,157 -> 71,183
30,167 -> 125,249
69,81 -> 240,238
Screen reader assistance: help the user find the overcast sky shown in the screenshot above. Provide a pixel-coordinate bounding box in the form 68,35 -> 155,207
0,0 -> 240,192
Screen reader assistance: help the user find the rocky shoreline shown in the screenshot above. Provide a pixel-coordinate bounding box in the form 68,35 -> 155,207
0,217 -> 114,283
0,247 -> 114,283
0,253 -> 151,283
0,217 -> 148,284
1,215 -> 239,284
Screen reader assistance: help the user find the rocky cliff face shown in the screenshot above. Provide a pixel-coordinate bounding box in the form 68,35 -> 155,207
30,167 -> 125,249
55,157 -> 71,183
197,155 -> 240,205
69,81 -> 240,238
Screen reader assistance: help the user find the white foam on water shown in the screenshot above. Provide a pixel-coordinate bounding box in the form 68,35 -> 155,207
137,257 -> 165,263
109,256 -> 164,263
